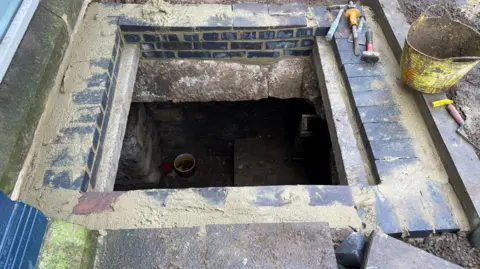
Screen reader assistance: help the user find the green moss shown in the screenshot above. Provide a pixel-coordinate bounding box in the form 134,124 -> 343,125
37,220 -> 96,269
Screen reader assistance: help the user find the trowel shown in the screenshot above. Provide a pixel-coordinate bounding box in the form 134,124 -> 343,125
447,104 -> 480,151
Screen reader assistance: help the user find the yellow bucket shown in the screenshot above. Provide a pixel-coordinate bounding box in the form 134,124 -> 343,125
400,5 -> 480,94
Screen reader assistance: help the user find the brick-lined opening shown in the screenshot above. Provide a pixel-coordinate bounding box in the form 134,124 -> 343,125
115,98 -> 332,190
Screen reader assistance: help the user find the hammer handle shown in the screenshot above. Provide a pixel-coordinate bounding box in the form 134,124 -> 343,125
365,27 -> 374,52
447,104 -> 465,127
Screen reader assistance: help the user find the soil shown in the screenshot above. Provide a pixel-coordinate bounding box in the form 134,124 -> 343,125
407,232 -> 480,268
397,0 -> 480,158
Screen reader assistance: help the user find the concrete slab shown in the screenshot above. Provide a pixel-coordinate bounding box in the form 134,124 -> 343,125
206,223 -> 337,269
313,38 -> 370,186
362,231 -> 462,269
335,232 -> 366,267
96,227 -> 206,269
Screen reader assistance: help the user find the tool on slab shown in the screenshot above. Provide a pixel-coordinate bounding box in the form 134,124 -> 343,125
348,15 -> 366,43
361,27 -> 380,63
431,98 -> 453,107
447,104 -> 480,151
345,1 -> 361,55
326,4 -> 348,41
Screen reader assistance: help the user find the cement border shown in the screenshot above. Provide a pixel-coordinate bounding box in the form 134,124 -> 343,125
364,0 -> 480,229
95,44 -> 140,192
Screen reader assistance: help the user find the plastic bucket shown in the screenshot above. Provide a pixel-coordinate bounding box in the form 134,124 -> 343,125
400,5 -> 480,94
174,153 -> 196,178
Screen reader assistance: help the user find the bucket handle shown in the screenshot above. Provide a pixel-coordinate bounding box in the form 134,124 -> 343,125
418,5 -> 452,22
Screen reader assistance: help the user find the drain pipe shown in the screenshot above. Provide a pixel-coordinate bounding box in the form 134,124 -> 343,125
94,44 -> 140,191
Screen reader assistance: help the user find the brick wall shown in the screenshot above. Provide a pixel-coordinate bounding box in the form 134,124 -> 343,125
119,4 -> 331,59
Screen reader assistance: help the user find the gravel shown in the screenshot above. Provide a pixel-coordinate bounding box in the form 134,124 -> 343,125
407,232 -> 480,269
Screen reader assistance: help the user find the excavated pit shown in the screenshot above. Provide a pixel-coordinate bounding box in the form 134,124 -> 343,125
114,59 -> 334,190
115,98 -> 333,190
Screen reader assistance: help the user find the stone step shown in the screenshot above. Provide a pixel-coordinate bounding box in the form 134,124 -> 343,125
94,222 -> 337,269
362,231 -> 462,269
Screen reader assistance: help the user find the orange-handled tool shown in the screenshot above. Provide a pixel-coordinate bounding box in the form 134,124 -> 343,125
345,2 -> 361,55
345,7 -> 360,27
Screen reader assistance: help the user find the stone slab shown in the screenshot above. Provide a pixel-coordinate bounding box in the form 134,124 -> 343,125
133,60 -> 269,103
313,38 -> 368,187
374,158 -> 418,183
343,63 -> 384,78
369,139 -> 416,160
335,232 -> 366,267
268,58 -> 303,99
338,49 -> 363,65
346,76 -> 390,93
353,90 -> 396,107
358,106 -> 401,123
311,6 -> 330,36
268,3 -> 307,15
362,231 -> 462,269
373,180 -> 459,237
96,227 -> 205,269
206,223 -> 337,269
362,122 -> 409,141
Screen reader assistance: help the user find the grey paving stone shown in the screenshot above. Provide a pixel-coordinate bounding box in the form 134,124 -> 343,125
343,63 -> 384,78
96,228 -> 205,269
353,90 -> 396,107
311,6 -> 329,35
358,106 -> 401,123
271,15 -> 307,29
206,223 -> 337,269
363,122 -> 409,141
374,158 -> 418,183
233,3 -> 268,13
362,231 -> 463,269
369,139 -> 416,160
268,3 -> 307,14
233,17 -> 271,29
338,49 -> 362,64
334,38 -> 355,52
346,76 -> 390,92
335,232 -> 366,267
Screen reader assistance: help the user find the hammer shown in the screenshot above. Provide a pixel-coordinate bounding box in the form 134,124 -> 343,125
361,27 -> 380,63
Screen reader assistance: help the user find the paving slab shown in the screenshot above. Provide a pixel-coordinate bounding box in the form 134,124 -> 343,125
335,232 -> 366,267
362,231 -> 462,269
96,227 -> 205,269
206,223 -> 337,269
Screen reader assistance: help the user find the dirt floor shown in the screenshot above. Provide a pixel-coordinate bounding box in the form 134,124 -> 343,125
407,232 -> 480,269
397,0 -> 480,158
